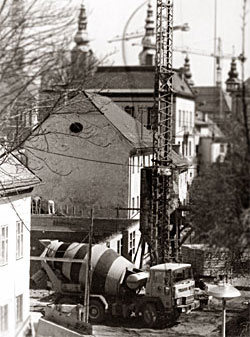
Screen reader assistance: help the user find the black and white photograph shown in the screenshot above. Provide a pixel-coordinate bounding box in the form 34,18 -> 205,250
0,0 -> 249,336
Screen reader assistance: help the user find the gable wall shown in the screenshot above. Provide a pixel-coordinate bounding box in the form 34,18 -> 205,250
25,110 -> 131,218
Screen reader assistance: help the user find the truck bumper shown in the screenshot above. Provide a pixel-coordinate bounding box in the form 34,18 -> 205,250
179,300 -> 200,313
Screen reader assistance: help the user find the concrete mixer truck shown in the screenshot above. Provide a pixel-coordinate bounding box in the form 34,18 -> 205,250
34,240 -> 199,327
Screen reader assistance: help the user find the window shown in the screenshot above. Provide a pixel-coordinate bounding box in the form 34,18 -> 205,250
0,305 -> 8,332
132,198 -> 135,214
190,111 -> 192,128
106,242 -> 110,248
16,295 -> 23,324
132,157 -> 135,174
137,156 -> 140,173
0,226 -> 8,266
145,54 -> 153,66
117,239 -> 122,255
137,196 -> 140,209
189,141 -> 192,156
178,110 -> 181,127
24,109 -> 31,127
69,122 -> 83,133
124,106 -> 135,117
129,231 -> 136,255
182,142 -> 184,155
16,221 -> 24,260
220,144 -> 225,153
147,107 -> 153,129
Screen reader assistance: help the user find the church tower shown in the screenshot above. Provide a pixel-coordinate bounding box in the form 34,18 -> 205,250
225,57 -> 240,94
9,0 -> 25,72
139,2 -> 156,66
71,1 -> 95,79
182,54 -> 194,86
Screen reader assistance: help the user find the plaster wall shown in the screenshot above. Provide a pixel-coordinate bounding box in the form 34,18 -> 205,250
175,97 -> 195,136
25,111 -> 131,218
211,143 -> 227,163
129,154 -> 153,220
199,138 -> 212,166
0,194 -> 31,337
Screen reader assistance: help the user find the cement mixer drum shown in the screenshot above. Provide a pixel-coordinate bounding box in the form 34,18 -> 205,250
44,240 -> 135,296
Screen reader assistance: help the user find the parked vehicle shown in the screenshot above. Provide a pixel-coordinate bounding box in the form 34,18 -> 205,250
34,240 -> 199,327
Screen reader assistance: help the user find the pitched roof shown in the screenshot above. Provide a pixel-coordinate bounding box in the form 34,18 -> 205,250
85,91 -> 152,149
193,86 -> 232,115
0,152 -> 41,196
86,66 -> 194,98
207,118 -> 225,140
37,91 -> 188,168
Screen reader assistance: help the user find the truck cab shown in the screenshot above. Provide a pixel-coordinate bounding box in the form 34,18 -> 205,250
145,263 -> 199,313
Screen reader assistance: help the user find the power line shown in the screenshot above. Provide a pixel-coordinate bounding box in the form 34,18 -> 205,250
24,144 -> 152,168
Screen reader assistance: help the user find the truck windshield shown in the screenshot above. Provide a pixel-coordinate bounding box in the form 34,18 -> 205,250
173,267 -> 192,282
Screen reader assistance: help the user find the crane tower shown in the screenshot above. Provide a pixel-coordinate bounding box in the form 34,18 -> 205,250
151,0 -> 174,264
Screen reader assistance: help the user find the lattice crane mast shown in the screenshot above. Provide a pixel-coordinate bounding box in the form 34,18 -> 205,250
150,0 -> 174,264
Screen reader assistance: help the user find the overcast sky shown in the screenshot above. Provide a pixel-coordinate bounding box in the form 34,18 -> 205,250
66,0 -> 250,87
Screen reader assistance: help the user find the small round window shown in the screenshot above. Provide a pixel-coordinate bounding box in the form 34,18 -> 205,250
70,122 -> 83,133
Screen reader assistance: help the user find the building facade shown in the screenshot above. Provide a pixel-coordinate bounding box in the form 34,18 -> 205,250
24,91 -> 153,219
0,153 -> 40,337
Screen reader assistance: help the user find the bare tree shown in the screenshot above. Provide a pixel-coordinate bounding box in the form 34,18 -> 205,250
0,0 -> 79,148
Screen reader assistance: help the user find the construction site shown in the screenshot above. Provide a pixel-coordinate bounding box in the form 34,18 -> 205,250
0,0 -> 249,336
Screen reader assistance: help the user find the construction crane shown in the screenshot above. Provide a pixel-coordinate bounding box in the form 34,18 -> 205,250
150,0 -> 175,264
107,23 -> 189,43
130,38 -> 235,86
139,0 -> 180,266
154,0 -> 176,264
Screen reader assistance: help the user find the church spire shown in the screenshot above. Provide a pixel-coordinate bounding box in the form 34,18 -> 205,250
183,54 -> 194,86
74,1 -> 89,50
11,0 -> 25,70
71,1 -> 94,79
225,57 -> 240,93
139,1 -> 155,66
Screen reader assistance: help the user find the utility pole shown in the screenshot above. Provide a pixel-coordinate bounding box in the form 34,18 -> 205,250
83,208 -> 94,323
214,0 -> 217,85
239,0 -> 250,155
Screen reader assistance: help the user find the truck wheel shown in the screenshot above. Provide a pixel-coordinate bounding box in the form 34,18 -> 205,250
142,303 -> 157,328
89,299 -> 105,324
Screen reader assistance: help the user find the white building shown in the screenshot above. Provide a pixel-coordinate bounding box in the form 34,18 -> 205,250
195,111 -> 227,170
0,153 -> 40,337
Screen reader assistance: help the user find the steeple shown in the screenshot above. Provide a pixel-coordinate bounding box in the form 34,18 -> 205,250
139,1 -> 156,66
71,1 -> 94,79
216,59 -> 222,88
74,2 -> 89,51
225,57 -> 240,93
11,0 -> 25,70
183,54 -> 194,86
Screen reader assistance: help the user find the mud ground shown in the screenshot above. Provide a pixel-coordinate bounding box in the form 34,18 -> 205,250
30,288 -> 250,337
